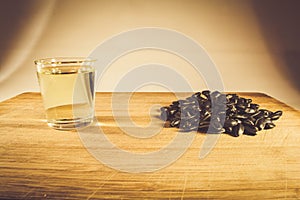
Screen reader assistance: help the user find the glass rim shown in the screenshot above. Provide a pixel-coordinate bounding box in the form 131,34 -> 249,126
34,57 -> 96,65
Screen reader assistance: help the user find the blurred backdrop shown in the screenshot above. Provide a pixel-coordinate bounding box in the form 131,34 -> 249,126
0,0 -> 299,109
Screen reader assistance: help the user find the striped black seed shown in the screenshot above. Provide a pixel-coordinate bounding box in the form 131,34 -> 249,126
202,90 -> 210,97
250,103 -> 259,110
202,112 -> 211,122
251,110 -> 264,119
224,118 -> 238,127
270,110 -> 283,120
169,109 -> 177,116
264,117 -> 272,124
225,126 -> 233,133
234,114 -> 248,120
242,119 -> 255,127
246,99 -> 252,104
244,107 -> 256,114
265,122 -> 276,129
255,117 -> 266,131
170,119 -> 180,128
231,123 -> 244,137
259,109 -> 271,118
244,125 -> 257,136
160,90 -> 282,137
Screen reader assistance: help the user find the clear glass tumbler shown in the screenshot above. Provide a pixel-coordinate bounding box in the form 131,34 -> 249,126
35,57 -> 96,130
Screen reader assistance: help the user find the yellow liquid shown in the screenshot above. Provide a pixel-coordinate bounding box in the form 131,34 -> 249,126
37,66 -> 95,129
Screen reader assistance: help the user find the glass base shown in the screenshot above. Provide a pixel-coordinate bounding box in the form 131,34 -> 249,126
47,117 -> 94,130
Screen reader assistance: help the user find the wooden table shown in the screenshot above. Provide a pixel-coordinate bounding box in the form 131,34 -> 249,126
1,92 -> 299,199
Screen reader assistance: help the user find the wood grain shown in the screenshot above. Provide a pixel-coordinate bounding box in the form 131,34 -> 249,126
0,92 -> 299,199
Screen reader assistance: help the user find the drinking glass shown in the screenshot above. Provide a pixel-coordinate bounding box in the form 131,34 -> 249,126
35,57 -> 96,130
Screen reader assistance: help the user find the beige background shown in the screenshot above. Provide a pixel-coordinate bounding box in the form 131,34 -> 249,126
0,0 -> 299,109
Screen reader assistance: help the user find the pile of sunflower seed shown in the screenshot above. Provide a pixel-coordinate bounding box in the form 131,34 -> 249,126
160,90 -> 282,137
